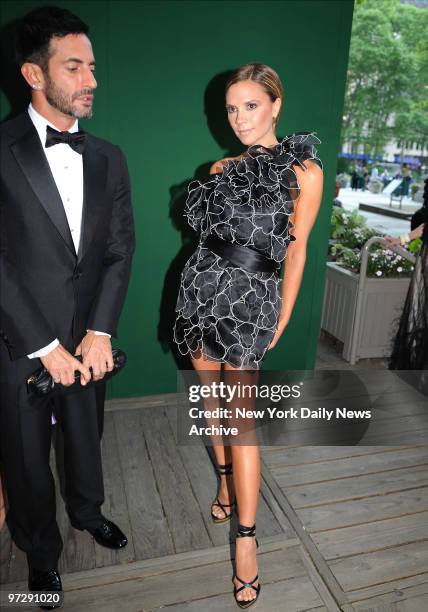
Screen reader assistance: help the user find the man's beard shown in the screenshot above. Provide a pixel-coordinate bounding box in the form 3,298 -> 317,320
44,73 -> 93,119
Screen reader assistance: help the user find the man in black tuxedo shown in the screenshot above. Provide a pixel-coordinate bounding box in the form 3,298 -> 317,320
0,6 -> 135,607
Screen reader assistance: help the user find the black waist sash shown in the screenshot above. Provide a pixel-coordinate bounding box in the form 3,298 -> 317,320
202,235 -> 279,275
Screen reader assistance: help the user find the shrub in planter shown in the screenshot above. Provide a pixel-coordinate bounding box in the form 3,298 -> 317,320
331,243 -> 418,277
369,178 -> 383,194
329,208 -> 379,252
337,172 -> 349,188
330,207 -> 367,240
411,183 -> 420,199
329,206 -> 422,277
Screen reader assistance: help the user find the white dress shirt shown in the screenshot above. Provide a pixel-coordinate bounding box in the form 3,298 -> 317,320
28,103 -> 84,252
26,104 -> 109,359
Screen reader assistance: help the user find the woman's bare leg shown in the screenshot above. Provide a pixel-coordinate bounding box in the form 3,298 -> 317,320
190,356 -> 234,520
224,364 -> 260,604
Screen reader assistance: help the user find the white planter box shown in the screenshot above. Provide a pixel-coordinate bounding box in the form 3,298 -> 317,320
321,261 -> 412,364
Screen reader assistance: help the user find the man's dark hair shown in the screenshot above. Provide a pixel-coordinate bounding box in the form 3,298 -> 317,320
15,5 -> 89,71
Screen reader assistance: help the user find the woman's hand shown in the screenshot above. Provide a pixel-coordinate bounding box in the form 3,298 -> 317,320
384,223 -> 424,248
268,318 -> 288,350
384,235 -> 401,248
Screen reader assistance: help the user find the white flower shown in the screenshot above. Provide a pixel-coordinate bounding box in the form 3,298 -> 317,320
397,266 -> 403,272
376,270 -> 382,276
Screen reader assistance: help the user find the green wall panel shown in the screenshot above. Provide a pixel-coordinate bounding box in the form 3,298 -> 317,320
0,0 -> 354,397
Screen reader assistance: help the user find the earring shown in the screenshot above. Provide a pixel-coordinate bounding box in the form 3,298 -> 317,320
33,84 -> 40,90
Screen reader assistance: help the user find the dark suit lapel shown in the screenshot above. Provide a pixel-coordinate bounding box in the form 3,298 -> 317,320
10,122 -> 76,256
78,138 -> 108,263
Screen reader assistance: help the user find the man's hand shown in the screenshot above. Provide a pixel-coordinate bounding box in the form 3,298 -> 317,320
41,344 -> 91,386
75,331 -> 113,381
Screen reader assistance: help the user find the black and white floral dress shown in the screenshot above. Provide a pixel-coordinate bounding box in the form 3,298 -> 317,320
174,132 -> 323,369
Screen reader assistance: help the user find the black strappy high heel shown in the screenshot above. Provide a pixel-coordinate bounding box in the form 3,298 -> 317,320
233,523 -> 261,609
211,463 -> 236,524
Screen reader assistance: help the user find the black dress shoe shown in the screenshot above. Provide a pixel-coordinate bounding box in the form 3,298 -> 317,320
88,519 -> 128,549
28,568 -> 63,610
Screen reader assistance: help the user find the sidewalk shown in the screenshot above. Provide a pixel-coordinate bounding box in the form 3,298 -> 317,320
337,187 -> 420,235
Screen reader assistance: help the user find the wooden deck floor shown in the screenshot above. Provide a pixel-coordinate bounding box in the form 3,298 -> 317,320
262,444 -> 428,611
0,400 -> 287,585
1,367 -> 428,610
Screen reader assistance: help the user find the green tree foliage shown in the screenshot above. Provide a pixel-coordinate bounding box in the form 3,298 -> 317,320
342,0 -> 428,156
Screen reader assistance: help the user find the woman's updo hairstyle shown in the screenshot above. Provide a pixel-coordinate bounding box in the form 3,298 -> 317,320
225,63 -> 283,126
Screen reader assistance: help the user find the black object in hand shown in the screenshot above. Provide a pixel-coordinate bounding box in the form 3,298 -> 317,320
27,349 -> 127,396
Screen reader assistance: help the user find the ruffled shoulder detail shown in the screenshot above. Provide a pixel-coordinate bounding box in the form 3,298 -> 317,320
184,131 -> 322,235
247,131 -> 323,172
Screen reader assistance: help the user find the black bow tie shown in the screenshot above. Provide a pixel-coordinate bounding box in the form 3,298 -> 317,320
45,125 -> 86,154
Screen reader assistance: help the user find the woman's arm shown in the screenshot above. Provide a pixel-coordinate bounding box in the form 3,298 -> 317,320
384,222 -> 425,247
269,160 -> 324,349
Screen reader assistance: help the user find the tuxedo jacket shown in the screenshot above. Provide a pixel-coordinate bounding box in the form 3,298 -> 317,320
0,112 -> 135,361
